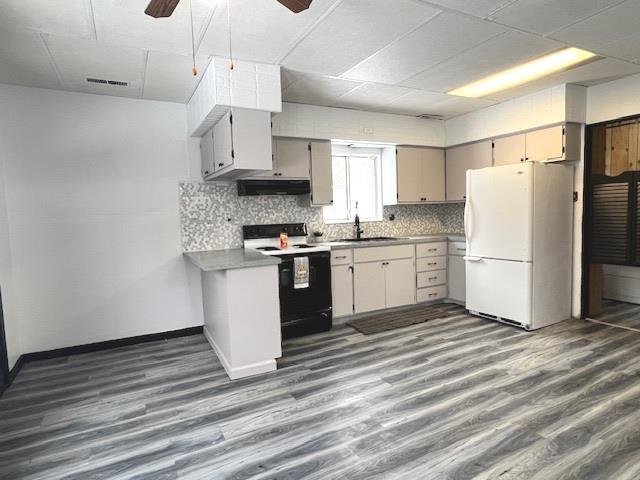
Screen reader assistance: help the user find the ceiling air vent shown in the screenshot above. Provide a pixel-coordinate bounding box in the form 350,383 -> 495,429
417,113 -> 444,120
86,77 -> 129,87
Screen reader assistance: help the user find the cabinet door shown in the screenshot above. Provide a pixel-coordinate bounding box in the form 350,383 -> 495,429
385,258 -> 416,308
525,125 -> 564,162
310,140 -> 333,206
420,148 -> 445,202
230,108 -> 273,171
353,262 -> 386,314
331,265 -> 353,317
445,141 -> 492,201
200,129 -> 215,178
493,134 -> 526,166
213,112 -> 233,171
448,255 -> 465,303
274,138 -> 310,179
396,147 -> 422,203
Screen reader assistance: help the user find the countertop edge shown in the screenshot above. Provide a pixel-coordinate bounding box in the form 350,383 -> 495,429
184,250 -> 281,272
320,234 -> 465,250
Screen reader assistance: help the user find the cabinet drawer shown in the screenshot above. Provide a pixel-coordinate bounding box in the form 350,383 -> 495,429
331,249 -> 353,266
417,269 -> 447,288
354,244 -> 414,263
416,242 -> 447,258
417,256 -> 446,272
417,285 -> 447,303
448,241 -> 467,256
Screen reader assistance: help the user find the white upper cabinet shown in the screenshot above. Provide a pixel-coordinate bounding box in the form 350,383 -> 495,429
492,123 -> 581,166
309,140 -> 333,206
445,140 -> 493,202
493,133 -> 526,167
274,138 -> 311,179
384,146 -> 445,204
201,108 -> 272,181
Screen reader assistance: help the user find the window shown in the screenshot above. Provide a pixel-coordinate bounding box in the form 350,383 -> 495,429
323,147 -> 382,223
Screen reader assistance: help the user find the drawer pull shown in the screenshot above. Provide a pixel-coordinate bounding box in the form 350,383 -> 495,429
428,276 -> 438,281
427,262 -> 437,266
428,293 -> 438,297
334,255 -> 347,259
457,248 -> 465,252
428,248 -> 437,252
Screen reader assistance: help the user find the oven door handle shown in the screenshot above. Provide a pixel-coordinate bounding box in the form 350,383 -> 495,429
280,268 -> 292,287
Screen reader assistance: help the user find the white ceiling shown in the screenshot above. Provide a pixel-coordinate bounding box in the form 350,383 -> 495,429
2,0 -> 640,119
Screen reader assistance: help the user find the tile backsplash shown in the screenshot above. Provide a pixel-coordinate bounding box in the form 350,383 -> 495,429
180,181 -> 465,252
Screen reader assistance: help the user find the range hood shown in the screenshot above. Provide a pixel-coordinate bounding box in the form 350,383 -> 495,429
237,180 -> 311,196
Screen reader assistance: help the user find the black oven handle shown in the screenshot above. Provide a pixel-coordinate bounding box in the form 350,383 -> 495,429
280,266 -> 316,286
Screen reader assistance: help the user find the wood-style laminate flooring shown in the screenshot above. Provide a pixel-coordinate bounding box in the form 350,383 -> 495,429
3,305 -> 640,479
592,299 -> 640,331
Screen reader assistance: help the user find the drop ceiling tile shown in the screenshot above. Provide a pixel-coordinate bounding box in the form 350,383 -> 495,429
418,0 -> 518,17
143,52 -> 211,103
336,83 -> 414,109
551,0 -> 640,51
282,74 -> 363,105
0,28 -> 62,90
0,0 -> 93,38
403,31 -> 562,92
282,0 -> 442,76
281,69 -> 306,90
199,0 -> 341,64
489,0 -> 626,36
380,90 -> 455,116
595,34 -> 640,63
92,0 -> 215,56
342,12 -> 505,85
44,35 -> 146,99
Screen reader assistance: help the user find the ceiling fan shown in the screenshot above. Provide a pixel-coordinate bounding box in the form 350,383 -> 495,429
145,0 -> 313,18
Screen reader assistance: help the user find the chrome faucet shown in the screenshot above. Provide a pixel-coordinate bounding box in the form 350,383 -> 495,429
353,202 -> 364,240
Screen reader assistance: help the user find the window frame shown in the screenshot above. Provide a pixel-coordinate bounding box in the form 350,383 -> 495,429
323,145 -> 383,224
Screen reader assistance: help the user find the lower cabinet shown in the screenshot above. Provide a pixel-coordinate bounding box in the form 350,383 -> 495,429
448,241 -> 467,304
385,258 -> 416,309
448,255 -> 465,303
331,264 -> 354,317
354,262 -> 387,314
353,246 -> 416,314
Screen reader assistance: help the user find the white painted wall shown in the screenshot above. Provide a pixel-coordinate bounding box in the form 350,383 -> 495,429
0,85 -> 203,366
0,147 -> 20,369
445,85 -> 586,146
587,73 -> 640,124
272,102 -> 445,147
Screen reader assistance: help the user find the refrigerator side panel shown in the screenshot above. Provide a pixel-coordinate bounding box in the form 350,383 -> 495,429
531,163 -> 574,329
466,163 -> 533,262
466,257 -> 532,326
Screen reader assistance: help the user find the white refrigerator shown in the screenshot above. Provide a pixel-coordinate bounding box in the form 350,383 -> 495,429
464,162 -> 573,330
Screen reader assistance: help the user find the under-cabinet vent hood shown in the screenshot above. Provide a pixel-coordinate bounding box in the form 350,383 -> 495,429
237,180 -> 310,196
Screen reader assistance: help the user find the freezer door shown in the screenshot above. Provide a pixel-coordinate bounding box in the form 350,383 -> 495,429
465,257 -> 532,326
465,163 -> 533,262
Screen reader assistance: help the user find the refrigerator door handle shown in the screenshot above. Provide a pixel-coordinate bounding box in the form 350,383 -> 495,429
464,256 -> 482,262
464,197 -> 473,242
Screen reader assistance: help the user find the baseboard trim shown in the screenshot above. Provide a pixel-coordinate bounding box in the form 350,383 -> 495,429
0,326 -> 203,398
203,326 -> 276,380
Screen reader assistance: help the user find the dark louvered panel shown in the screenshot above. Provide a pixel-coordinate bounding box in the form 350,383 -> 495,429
591,181 -> 629,264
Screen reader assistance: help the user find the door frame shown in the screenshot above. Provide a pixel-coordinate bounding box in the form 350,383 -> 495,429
581,113 -> 640,318
0,287 -> 9,390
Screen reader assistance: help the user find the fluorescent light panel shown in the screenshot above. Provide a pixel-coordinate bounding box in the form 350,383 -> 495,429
448,47 -> 596,98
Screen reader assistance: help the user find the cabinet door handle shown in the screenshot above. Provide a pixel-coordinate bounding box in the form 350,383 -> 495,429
218,163 -> 224,167
348,266 -> 354,273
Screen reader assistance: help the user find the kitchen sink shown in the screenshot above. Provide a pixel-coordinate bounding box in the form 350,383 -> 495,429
336,236 -> 406,242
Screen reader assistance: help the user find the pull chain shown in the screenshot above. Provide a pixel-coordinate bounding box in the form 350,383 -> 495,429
189,0 -> 197,76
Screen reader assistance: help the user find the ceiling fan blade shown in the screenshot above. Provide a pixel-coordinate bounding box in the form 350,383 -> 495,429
145,0 -> 181,18
275,0 -> 313,13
